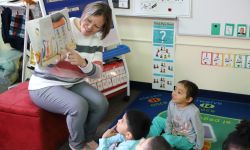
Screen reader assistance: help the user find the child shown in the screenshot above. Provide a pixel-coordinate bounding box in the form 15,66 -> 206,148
148,80 -> 204,150
135,136 -> 172,150
97,109 -> 151,150
222,120 -> 250,150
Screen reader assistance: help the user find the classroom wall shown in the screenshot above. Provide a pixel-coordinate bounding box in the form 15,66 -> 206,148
1,15 -> 249,95
116,16 -> 250,95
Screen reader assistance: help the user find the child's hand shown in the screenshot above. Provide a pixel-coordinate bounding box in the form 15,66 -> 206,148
102,125 -> 117,138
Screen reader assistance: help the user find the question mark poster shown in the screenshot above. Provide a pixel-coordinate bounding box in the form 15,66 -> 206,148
152,21 -> 175,91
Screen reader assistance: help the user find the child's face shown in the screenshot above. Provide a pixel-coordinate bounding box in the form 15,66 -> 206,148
116,113 -> 129,135
80,14 -> 104,36
135,137 -> 152,150
172,83 -> 192,106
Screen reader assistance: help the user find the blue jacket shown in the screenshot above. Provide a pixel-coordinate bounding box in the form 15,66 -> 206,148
97,134 -> 139,150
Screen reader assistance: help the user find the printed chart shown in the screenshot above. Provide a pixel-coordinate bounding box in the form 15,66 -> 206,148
152,21 -> 175,91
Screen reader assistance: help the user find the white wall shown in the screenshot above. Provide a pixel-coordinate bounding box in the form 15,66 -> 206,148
116,16 -> 250,95
1,14 -> 249,95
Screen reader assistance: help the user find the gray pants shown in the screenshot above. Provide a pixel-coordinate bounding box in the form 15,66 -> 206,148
29,81 -> 109,150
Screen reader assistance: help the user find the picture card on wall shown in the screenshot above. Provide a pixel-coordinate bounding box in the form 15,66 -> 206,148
234,54 -> 245,68
211,23 -> 221,36
201,52 -> 212,65
224,23 -> 235,36
153,60 -> 174,76
152,76 -> 174,91
237,24 -> 247,37
223,53 -> 234,67
212,53 -> 223,66
245,55 -> 250,69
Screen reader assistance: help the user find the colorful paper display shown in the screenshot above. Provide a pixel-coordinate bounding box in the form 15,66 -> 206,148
201,51 -> 250,69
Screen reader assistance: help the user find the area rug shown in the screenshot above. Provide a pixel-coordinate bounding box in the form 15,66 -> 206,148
111,90 -> 250,150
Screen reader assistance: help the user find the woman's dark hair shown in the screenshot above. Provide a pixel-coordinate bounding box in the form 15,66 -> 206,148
147,136 -> 173,150
81,1 -> 112,39
178,80 -> 199,103
125,109 -> 151,140
222,120 -> 250,150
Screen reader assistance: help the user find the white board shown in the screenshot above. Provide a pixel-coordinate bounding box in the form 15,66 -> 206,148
112,0 -> 191,18
178,0 -> 250,37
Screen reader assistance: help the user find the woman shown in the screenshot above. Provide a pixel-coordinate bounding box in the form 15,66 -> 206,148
28,1 -> 112,150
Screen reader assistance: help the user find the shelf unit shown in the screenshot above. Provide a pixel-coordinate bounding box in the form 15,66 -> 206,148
100,45 -> 130,97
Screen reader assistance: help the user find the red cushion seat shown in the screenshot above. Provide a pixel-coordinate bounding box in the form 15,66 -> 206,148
0,81 -> 68,150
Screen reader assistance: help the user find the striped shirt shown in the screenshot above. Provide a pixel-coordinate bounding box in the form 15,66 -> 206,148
28,17 -> 103,90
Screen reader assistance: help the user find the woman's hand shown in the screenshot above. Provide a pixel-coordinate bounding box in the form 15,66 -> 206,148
58,50 -> 68,61
102,125 -> 117,138
66,49 -> 87,67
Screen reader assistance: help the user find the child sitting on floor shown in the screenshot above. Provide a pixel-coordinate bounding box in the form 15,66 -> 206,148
135,136 -> 172,150
96,109 -> 151,150
148,80 -> 204,150
222,120 -> 250,150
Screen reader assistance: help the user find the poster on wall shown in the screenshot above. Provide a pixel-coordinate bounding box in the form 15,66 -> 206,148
152,21 -> 175,91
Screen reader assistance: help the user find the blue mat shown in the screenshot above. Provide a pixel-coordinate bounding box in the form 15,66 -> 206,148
112,90 -> 250,123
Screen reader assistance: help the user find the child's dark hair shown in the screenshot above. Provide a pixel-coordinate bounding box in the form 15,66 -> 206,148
125,109 -> 151,140
178,80 -> 199,103
148,136 -> 173,150
222,120 -> 250,150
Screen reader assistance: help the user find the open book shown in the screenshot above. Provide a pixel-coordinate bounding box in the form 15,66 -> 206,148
26,9 -> 76,67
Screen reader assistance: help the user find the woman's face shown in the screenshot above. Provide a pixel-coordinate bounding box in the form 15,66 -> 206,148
80,14 -> 105,36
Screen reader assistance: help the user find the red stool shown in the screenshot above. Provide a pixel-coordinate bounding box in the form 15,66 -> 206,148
0,81 -> 69,150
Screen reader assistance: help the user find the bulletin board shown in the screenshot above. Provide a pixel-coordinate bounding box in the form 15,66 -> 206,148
112,0 -> 191,18
38,0 -> 120,47
178,0 -> 250,37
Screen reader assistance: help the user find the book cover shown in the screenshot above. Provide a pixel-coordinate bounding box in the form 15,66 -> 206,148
26,9 -> 76,67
